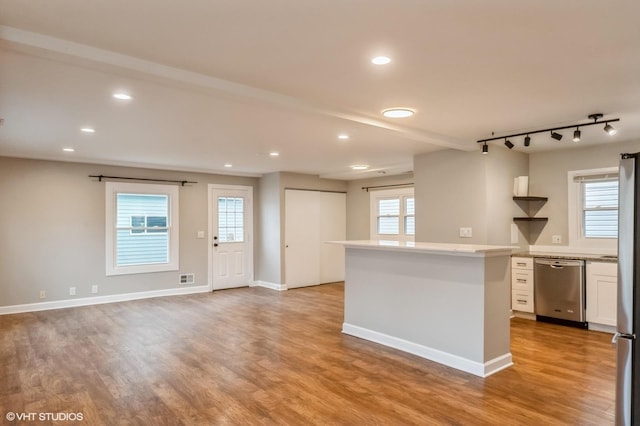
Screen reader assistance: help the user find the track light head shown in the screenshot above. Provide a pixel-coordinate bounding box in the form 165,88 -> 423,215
573,128 -> 581,142
551,131 -> 563,141
482,143 -> 488,154
604,123 -> 617,136
504,139 -> 514,149
524,135 -> 531,147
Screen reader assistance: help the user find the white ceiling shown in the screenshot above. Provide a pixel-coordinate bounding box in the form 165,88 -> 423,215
1,1 -> 639,179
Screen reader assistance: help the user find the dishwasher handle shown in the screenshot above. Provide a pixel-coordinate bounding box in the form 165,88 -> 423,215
534,258 -> 584,267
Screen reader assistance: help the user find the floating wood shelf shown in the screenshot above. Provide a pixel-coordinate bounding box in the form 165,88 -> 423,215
513,217 -> 548,222
513,196 -> 548,202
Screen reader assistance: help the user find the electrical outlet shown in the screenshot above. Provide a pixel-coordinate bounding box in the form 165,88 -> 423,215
39,290 -> 46,299
91,285 -> 98,294
552,235 -> 562,244
69,287 -> 76,296
459,227 -> 473,238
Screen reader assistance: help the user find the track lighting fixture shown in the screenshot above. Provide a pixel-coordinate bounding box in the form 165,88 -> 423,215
476,113 -> 620,154
551,131 -> 563,141
604,123 -> 617,136
573,128 -> 581,142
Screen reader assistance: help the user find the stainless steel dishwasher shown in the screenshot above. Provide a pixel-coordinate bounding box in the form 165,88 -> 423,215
534,258 -> 586,324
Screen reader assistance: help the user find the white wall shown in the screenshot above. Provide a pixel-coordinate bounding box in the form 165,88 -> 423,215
0,156 -> 258,307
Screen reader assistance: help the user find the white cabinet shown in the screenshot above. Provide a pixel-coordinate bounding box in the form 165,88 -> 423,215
586,261 -> 618,327
511,256 -> 534,313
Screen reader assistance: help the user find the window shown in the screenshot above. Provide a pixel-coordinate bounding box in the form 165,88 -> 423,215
370,187 -> 415,242
218,196 -> 244,242
583,179 -> 618,238
106,182 -> 179,275
568,167 -> 618,250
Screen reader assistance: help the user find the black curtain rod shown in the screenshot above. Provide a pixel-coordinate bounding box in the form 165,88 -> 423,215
362,183 -> 414,192
477,118 -> 620,144
89,175 -> 197,186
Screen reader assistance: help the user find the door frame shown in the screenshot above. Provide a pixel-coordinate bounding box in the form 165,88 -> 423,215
208,184 -> 254,291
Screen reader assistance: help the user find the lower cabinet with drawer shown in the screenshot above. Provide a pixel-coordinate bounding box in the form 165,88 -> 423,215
511,257 -> 534,314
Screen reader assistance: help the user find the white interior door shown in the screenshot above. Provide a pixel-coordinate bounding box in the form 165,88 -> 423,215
285,189 -> 345,289
210,185 -> 253,290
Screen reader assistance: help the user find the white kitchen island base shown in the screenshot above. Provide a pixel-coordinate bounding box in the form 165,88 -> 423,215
336,241 -> 514,378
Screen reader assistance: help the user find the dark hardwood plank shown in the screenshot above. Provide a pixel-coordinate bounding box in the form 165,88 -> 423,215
0,283 -> 615,424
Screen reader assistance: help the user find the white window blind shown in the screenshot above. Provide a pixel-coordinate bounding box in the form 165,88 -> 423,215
404,197 -> 415,235
377,198 -> 400,235
583,179 -> 618,238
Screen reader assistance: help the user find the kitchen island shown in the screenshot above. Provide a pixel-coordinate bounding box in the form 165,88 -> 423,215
331,240 -> 514,377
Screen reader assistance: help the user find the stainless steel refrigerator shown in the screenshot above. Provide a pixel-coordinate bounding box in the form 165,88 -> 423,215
615,152 -> 640,425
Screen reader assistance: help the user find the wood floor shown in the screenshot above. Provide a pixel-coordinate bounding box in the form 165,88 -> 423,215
0,283 -> 615,425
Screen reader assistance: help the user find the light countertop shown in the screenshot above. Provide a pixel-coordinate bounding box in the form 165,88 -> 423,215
328,240 -> 514,257
512,251 -> 618,263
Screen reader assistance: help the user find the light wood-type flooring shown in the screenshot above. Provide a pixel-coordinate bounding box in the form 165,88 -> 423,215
0,282 -> 615,425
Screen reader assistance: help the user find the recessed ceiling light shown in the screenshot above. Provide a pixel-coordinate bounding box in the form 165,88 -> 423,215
113,92 -> 132,100
382,108 -> 415,118
338,134 -> 349,140
63,148 -> 75,152
351,164 -> 370,171
80,127 -> 95,133
371,56 -> 391,65
224,163 -> 233,168
269,152 -> 279,157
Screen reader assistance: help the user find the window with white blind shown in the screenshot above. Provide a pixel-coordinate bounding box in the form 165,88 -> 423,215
568,167 -> 618,250
583,179 -> 618,238
370,187 -> 415,242
106,182 -> 179,275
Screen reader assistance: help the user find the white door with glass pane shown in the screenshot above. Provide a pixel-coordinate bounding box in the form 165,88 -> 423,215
369,187 -> 415,242
210,185 -> 253,290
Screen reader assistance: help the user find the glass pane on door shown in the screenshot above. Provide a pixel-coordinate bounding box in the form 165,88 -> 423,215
218,196 -> 244,242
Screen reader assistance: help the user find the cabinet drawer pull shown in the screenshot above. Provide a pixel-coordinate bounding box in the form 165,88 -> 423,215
516,279 -> 527,283
516,262 -> 527,267
517,299 -> 527,304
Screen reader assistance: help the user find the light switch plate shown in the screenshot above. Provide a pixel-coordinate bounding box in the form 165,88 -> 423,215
197,231 -> 205,239
459,227 -> 473,238
552,235 -> 562,244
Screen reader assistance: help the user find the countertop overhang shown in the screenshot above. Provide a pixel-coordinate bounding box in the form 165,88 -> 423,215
329,240 -> 514,257
512,251 -> 618,263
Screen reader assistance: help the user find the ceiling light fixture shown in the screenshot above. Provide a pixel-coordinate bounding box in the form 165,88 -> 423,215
63,148 -> 75,152
573,128 -> 581,142
351,164 -> 370,170
371,56 -> 391,65
604,123 -> 617,136
338,134 -> 350,140
476,113 -> 620,154
269,152 -> 279,157
504,139 -> 514,149
224,163 -> 232,168
113,92 -> 132,100
80,127 -> 95,133
382,108 -> 414,118
482,143 -> 488,155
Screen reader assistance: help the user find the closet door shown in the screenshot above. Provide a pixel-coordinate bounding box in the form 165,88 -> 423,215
285,190 -> 345,289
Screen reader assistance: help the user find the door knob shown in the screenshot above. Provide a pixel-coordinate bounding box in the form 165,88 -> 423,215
214,243 -> 218,247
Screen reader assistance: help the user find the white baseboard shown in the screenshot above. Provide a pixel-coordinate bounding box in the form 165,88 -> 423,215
512,311 -> 537,321
342,323 -> 512,378
251,280 -> 288,291
588,322 -> 616,334
0,285 -> 211,315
